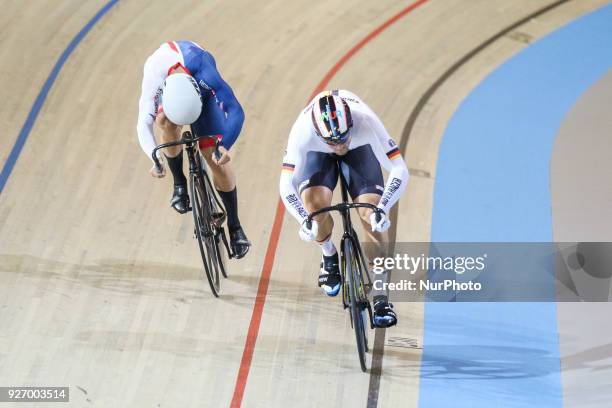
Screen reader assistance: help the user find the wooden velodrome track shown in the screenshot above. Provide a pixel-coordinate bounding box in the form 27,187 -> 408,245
0,0 -> 607,407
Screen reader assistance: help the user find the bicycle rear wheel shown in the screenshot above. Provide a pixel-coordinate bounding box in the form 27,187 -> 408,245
190,172 -> 220,297
344,237 -> 369,372
202,171 -> 229,278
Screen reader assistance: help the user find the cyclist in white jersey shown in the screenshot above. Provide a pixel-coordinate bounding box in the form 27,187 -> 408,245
279,90 -> 409,327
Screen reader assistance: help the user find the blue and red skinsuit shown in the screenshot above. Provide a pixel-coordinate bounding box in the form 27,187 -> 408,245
175,41 -> 244,149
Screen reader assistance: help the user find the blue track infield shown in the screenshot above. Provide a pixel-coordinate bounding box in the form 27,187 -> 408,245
419,5 -> 612,407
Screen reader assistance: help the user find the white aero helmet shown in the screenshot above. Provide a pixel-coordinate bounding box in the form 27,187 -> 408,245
162,73 -> 203,125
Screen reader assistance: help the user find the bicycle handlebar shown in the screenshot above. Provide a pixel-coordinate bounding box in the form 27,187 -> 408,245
305,203 -> 383,229
151,131 -> 222,171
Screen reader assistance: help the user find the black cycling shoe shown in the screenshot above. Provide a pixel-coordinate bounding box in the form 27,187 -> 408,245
372,295 -> 397,328
230,227 -> 251,259
170,184 -> 190,214
319,253 -> 341,296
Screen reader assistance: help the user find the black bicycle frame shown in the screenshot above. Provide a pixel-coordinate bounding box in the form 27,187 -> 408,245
152,130 -> 231,250
338,166 -> 352,238
151,130 -> 217,172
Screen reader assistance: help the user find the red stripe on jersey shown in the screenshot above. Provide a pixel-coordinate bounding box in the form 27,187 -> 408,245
166,62 -> 192,76
167,41 -> 179,53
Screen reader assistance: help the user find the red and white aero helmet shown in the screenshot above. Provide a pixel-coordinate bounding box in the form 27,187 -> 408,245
311,91 -> 353,144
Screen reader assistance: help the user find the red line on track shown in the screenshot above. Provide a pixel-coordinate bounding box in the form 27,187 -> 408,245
230,199 -> 285,408
313,0 -> 429,96
230,1 -> 429,406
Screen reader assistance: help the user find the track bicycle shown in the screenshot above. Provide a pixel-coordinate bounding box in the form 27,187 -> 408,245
152,130 -> 234,297
305,162 -> 383,372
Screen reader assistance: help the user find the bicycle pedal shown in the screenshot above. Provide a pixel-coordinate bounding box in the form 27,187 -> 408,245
358,300 -> 370,310
212,212 -> 225,221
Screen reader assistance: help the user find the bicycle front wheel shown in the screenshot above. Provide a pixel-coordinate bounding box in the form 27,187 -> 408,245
190,172 -> 220,297
344,237 -> 369,372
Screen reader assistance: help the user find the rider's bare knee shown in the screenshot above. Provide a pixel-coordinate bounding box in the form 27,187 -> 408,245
155,112 -> 180,134
200,147 -> 216,165
302,187 -> 332,213
358,207 -> 374,225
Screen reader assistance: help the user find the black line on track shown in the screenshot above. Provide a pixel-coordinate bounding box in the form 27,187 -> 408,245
366,1 -> 572,406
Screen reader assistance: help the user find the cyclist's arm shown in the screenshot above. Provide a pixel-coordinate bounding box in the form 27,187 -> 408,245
279,170 -> 309,224
201,52 -> 245,150
136,57 -> 163,162
366,115 -> 410,214
279,123 -> 309,224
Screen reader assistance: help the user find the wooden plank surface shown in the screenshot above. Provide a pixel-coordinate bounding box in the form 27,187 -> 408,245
0,1 -> 606,406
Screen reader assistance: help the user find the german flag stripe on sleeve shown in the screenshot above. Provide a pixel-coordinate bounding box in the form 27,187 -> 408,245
282,163 -> 295,172
386,147 -> 401,160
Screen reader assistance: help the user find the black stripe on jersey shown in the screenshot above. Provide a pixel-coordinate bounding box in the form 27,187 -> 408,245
386,147 -> 400,157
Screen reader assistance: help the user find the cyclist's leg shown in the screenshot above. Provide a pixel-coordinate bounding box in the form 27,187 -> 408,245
354,194 -> 388,253
195,136 -> 238,222
199,142 -> 236,191
155,110 -> 189,213
353,193 -> 391,288
343,146 -> 396,326
301,186 -> 334,241
192,98 -> 250,257
298,152 -> 341,295
193,99 -> 235,194
155,110 -> 182,156
193,98 -> 237,193
199,144 -> 239,229
353,194 -> 397,326
199,144 -> 251,257
340,145 -> 388,261
298,151 -> 339,245
303,185 -> 341,295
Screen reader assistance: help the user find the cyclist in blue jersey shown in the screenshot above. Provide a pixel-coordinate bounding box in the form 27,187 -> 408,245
137,41 -> 250,258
